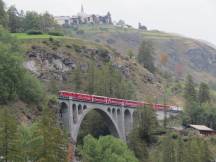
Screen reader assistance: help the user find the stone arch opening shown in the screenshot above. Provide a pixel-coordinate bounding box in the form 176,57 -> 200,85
78,104 -> 83,115
112,108 -> 116,120
107,107 -> 111,113
60,102 -> 69,130
83,105 -> 87,110
73,104 -> 78,124
117,109 -> 122,129
76,108 -> 121,144
124,109 -> 132,137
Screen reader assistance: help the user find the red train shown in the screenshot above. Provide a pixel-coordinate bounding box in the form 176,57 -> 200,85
58,91 -> 182,111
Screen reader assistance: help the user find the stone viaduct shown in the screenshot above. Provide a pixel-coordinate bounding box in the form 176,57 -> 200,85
59,97 -> 135,143
58,96 -> 180,144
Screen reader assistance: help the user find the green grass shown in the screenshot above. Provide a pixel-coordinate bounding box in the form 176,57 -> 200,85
12,33 -> 65,39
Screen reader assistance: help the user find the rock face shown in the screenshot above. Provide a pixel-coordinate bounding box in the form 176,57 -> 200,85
186,45 -> 216,75
24,45 -> 116,81
26,46 -> 76,80
153,39 -> 216,81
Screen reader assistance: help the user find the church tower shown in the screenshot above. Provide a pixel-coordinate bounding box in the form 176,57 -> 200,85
81,4 -> 84,14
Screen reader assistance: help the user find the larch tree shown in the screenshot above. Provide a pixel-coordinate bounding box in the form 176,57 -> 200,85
0,107 -> 19,162
36,107 -> 68,162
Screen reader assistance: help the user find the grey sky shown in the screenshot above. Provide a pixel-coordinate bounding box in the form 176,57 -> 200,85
4,0 -> 216,45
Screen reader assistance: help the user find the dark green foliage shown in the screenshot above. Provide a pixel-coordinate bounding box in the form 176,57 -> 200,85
128,129 -> 148,162
48,31 -> 64,36
0,27 -> 44,104
71,62 -> 134,100
161,134 -> 176,162
0,0 -> 8,27
0,107 -> 19,161
133,106 -> 158,144
26,30 -> 43,35
0,27 -> 24,103
0,105 -> 68,162
23,11 -> 57,33
18,73 -> 44,104
137,40 -> 155,73
16,123 -> 43,162
183,75 -> 216,129
39,12 -> 56,33
150,134 -> 213,162
184,75 -> 197,104
7,6 -> 23,33
128,106 -> 158,162
36,107 -> 68,162
79,135 -> 139,162
24,11 -> 40,31
198,82 -> 210,104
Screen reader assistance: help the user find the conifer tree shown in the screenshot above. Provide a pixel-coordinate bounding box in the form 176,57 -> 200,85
0,0 -> 8,27
198,82 -> 210,105
184,75 -> 197,104
87,62 -> 96,94
73,64 -> 82,91
161,135 -> 176,162
16,123 -> 43,162
36,107 -> 68,162
0,107 -> 18,162
137,40 -> 155,73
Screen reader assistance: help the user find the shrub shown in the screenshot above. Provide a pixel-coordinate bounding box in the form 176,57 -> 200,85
26,30 -> 43,35
76,29 -> 85,35
18,73 -> 44,104
49,37 -> 54,42
80,135 -> 139,162
65,44 -> 73,49
48,31 -> 64,36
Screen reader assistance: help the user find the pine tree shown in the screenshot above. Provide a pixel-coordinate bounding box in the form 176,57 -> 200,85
16,123 -> 43,162
7,6 -> 21,33
198,82 -> 210,105
0,0 -> 8,27
184,75 -> 197,104
0,107 -> 19,162
137,40 -> 155,73
133,106 -> 158,144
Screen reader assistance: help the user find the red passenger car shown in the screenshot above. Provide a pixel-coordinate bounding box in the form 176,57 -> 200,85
58,91 -> 181,111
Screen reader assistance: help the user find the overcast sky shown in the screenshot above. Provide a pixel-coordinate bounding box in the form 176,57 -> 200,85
4,0 -> 216,45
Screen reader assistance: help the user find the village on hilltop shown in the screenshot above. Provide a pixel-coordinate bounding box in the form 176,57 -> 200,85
55,5 -> 148,30
55,5 -> 112,26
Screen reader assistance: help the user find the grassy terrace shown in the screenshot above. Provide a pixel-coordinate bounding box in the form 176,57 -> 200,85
12,33 -> 66,39
63,24 -> 183,39
12,33 -> 114,53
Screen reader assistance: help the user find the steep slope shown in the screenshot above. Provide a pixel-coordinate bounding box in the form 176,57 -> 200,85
20,37 -> 165,103
69,25 -> 216,83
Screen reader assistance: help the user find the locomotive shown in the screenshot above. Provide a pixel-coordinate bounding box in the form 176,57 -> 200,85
58,91 -> 182,112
